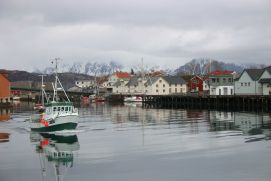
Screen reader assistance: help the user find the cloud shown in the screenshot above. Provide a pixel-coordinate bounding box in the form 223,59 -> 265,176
0,0 -> 271,71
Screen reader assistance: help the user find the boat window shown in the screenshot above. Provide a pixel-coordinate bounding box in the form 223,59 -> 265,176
65,107 -> 68,111
53,107 -> 56,112
61,107 -> 64,111
58,107 -> 61,111
69,107 -> 71,111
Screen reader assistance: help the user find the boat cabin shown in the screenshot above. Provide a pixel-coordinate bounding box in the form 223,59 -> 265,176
45,102 -> 75,115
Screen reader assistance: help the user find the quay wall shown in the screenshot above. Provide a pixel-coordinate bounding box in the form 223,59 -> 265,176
142,95 -> 271,112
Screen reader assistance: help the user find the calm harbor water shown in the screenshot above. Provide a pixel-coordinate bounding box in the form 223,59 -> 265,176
1,102 -> 271,181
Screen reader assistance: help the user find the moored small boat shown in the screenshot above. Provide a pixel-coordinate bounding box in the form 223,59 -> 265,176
124,96 -> 142,102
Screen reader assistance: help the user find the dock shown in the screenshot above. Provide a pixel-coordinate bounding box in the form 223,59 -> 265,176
142,95 -> 271,112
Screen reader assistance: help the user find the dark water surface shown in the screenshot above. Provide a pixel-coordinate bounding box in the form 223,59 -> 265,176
1,102 -> 271,181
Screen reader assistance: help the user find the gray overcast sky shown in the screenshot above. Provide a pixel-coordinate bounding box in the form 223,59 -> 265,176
0,0 -> 271,71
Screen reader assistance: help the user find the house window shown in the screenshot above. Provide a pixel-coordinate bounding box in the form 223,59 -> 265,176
159,80 -> 162,83
169,88 -> 171,93
217,78 -> 220,83
245,83 -> 247,86
156,84 -> 158,87
156,89 -> 158,93
169,84 -> 171,87
163,89 -> 165,93
223,78 -> 226,83
212,78 -> 216,83
175,84 -> 177,87
228,78 -> 232,82
241,83 -> 243,86
163,84 -> 165,87
180,88 -> 183,93
248,82 -> 250,86
175,88 -> 177,93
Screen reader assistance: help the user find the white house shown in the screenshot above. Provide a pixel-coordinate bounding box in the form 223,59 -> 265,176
208,70 -> 236,96
107,71 -> 130,87
234,66 -> 271,95
75,79 -> 95,88
126,76 -> 147,94
145,76 -> 187,95
234,69 -> 264,95
112,80 -> 129,94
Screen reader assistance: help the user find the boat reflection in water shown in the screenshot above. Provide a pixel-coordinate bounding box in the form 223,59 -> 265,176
30,132 -> 80,181
209,111 -> 271,142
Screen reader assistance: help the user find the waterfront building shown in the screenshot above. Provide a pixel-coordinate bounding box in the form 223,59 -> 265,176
112,79 -> 129,94
234,69 -> 265,95
107,71 -> 130,86
0,71 -> 11,104
258,66 -> 271,95
75,79 -> 95,88
234,66 -> 271,95
208,70 -> 236,96
187,75 -> 204,95
145,76 -> 187,95
126,76 -> 148,94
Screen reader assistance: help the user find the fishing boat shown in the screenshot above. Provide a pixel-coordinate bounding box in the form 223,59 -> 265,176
30,58 -> 79,132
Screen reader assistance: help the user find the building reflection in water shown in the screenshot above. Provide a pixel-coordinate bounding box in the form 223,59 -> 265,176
0,132 -> 9,143
30,132 -> 80,181
0,109 -> 10,143
209,111 -> 271,141
81,103 -> 271,143
0,108 -> 10,121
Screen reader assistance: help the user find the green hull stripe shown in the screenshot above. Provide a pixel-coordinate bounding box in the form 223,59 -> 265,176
31,122 -> 77,132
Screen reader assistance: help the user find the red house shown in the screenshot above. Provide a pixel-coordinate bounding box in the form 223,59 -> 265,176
0,71 -> 11,104
187,75 -> 204,95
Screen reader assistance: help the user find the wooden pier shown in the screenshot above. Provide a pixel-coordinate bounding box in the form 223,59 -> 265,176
142,95 -> 271,112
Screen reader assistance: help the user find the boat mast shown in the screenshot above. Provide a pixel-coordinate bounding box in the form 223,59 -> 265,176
141,57 -> 145,94
51,58 -> 70,102
38,74 -> 48,105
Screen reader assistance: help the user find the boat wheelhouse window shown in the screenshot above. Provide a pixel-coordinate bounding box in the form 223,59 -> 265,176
53,107 -> 56,112
58,107 -> 61,111
61,107 -> 64,111
68,107 -> 71,111
65,107 -> 68,111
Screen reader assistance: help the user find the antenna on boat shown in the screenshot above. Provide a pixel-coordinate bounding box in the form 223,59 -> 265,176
51,58 -> 70,102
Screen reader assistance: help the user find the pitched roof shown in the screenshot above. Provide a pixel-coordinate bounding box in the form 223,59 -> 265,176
163,76 -> 186,85
113,80 -> 122,86
126,77 -> 139,87
208,70 -> 234,76
190,75 -> 203,81
264,66 -> 271,75
113,71 -> 130,79
145,77 -> 159,86
0,71 -> 9,81
245,69 -> 264,81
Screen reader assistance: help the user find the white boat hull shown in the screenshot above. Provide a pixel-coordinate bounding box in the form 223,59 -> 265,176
30,114 -> 78,132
